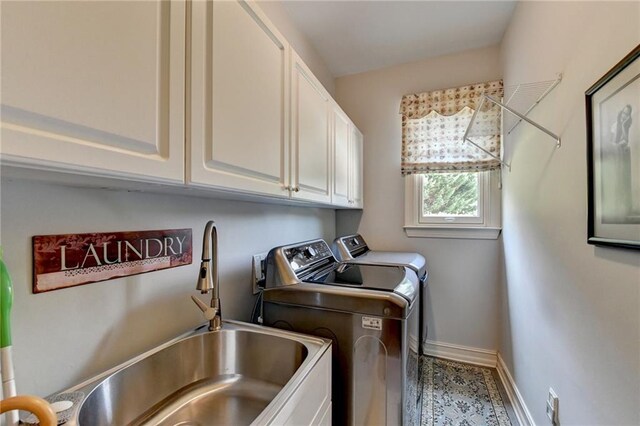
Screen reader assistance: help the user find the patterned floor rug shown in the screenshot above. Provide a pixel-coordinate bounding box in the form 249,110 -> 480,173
420,356 -> 513,426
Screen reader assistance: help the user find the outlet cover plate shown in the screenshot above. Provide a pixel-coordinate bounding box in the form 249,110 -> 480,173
252,253 -> 267,294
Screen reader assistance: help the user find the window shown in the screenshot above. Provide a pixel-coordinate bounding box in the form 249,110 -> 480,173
400,80 -> 503,239
404,171 -> 500,239
421,172 -> 483,224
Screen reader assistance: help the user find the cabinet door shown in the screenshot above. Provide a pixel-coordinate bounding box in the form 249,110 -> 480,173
189,0 -> 290,197
0,1 -> 185,183
291,52 -> 331,203
350,126 -> 364,208
268,349 -> 332,425
332,106 -> 351,206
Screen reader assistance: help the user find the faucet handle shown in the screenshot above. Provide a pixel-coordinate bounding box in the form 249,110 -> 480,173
191,295 -> 216,320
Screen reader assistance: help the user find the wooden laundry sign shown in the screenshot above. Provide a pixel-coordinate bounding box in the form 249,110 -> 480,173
32,229 -> 192,293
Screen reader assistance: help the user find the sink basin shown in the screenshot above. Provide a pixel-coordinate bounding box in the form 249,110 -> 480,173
61,321 -> 330,426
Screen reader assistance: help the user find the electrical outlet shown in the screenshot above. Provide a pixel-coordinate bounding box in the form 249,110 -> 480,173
546,388 -> 559,425
252,253 -> 268,294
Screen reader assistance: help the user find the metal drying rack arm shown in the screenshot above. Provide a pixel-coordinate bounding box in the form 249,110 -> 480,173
462,95 -> 512,171
463,77 -> 562,172
484,94 -> 561,147
505,75 -> 562,136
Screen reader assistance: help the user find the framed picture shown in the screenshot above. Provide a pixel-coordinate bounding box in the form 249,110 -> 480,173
586,44 -> 640,250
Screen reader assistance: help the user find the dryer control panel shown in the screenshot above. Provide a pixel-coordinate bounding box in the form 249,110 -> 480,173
343,235 -> 368,252
334,234 -> 369,260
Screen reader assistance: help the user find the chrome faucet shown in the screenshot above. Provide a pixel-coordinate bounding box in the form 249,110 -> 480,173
191,220 -> 222,331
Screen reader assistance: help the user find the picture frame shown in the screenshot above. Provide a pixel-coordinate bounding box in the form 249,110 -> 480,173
586,44 -> 640,250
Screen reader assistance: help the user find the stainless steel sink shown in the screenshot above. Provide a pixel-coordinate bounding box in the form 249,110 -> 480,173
61,321 -> 330,426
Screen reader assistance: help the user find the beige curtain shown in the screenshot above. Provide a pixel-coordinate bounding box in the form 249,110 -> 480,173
400,80 -> 503,175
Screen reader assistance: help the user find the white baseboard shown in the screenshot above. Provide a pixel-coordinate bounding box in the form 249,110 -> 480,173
496,353 -> 535,426
423,339 -> 497,367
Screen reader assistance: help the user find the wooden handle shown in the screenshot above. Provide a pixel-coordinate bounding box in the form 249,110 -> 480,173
0,395 -> 57,426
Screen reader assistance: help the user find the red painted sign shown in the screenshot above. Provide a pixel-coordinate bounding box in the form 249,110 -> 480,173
33,229 -> 192,293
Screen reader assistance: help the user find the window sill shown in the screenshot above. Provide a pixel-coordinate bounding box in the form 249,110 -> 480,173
403,226 -> 502,240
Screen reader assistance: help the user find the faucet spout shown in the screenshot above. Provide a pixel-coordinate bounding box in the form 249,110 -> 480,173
194,220 -> 222,331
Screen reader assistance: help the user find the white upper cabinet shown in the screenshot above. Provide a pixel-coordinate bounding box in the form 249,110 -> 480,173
332,105 -> 351,207
350,126 -> 364,208
0,1 -> 185,183
1,0 -> 362,208
189,0 -> 291,197
332,104 -> 364,208
290,51 -> 331,204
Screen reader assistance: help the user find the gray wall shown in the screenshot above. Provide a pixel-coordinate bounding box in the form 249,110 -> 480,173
499,2 -> 640,424
0,179 -> 335,396
335,46 -> 504,351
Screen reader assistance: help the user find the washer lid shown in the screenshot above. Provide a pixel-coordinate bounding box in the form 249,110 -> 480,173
305,264 -> 418,303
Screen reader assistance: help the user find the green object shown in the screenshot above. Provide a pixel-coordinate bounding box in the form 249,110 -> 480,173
1,248 -> 13,348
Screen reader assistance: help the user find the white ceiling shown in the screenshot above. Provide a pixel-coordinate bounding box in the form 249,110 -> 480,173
280,1 -> 517,77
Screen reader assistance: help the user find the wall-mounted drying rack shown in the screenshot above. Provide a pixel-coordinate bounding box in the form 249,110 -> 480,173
463,74 -> 563,171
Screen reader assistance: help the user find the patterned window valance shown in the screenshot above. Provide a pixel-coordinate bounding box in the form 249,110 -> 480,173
400,80 -> 504,175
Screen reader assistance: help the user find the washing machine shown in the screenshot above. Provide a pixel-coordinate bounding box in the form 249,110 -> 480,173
333,234 -> 429,355
262,239 -> 420,426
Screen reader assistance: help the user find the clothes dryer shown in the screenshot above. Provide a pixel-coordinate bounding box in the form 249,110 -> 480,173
333,234 -> 429,355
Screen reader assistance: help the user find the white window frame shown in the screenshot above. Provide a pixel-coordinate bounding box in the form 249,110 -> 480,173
404,170 -> 501,239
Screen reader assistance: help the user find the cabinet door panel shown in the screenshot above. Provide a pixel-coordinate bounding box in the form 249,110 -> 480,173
190,0 -> 290,196
350,127 -> 364,208
0,1 -> 185,183
291,54 -> 331,203
269,349 -> 331,425
332,108 -> 350,206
